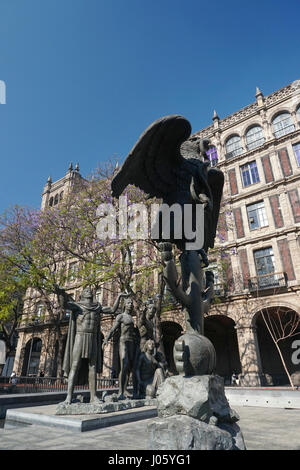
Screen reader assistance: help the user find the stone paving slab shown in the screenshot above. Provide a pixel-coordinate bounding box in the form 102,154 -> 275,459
1,406 -> 300,450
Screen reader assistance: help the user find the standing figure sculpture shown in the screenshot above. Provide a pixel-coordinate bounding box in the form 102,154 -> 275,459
111,115 -> 224,377
58,286 -> 129,404
103,297 -> 138,400
138,298 -> 156,352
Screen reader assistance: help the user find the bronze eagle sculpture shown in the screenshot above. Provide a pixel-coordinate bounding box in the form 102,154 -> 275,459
111,115 -> 224,262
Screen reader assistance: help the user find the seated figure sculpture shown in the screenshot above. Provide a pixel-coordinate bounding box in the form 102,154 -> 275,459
136,339 -> 166,398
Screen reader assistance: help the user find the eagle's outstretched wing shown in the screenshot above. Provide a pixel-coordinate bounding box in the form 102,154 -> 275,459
204,168 -> 225,251
111,115 -> 191,199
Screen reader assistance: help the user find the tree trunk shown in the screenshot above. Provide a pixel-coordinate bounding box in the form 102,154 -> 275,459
274,340 -> 295,389
261,311 -> 295,389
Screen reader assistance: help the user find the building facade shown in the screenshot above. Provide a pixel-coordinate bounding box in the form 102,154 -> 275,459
193,79 -> 300,386
12,80 -> 300,386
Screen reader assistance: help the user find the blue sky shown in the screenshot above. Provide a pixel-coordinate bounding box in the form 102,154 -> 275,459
0,0 -> 300,212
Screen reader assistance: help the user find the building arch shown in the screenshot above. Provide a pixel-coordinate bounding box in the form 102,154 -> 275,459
204,315 -> 241,384
250,300 -> 300,326
269,107 -> 293,122
21,337 -> 42,376
221,128 -> 241,144
252,306 -> 300,385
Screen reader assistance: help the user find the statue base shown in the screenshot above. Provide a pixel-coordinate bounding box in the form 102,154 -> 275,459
147,375 -> 246,450
56,397 -> 157,415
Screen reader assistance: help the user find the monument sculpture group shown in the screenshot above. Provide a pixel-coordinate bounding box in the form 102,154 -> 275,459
57,114 -> 246,450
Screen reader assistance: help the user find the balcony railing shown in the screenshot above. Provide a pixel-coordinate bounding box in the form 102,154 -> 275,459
248,272 -> 288,292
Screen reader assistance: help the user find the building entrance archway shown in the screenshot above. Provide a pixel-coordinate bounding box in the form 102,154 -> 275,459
21,338 -> 42,376
204,315 -> 241,384
254,307 -> 300,385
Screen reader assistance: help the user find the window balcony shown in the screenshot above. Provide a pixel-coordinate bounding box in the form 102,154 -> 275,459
248,272 -> 288,292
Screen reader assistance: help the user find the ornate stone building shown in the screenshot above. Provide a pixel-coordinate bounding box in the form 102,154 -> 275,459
193,79 -> 300,386
13,80 -> 300,386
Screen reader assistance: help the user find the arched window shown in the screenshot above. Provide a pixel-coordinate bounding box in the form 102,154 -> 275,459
296,105 -> 300,122
54,194 -> 59,205
60,191 -> 64,201
245,125 -> 265,150
49,197 -> 53,207
272,112 -> 295,138
225,135 -> 243,159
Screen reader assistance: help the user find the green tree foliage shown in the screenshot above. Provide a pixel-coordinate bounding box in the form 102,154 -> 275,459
0,252 -> 29,356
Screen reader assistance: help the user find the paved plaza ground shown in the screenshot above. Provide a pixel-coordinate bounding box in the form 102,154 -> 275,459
0,405 -> 300,451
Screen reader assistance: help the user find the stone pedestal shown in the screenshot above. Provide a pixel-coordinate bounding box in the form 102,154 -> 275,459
56,397 -> 157,415
147,375 -> 246,450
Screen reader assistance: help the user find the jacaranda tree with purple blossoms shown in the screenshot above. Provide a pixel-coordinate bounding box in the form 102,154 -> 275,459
0,161 -> 231,376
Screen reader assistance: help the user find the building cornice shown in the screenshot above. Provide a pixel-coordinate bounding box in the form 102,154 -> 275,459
218,128 -> 300,169
193,80 -> 300,140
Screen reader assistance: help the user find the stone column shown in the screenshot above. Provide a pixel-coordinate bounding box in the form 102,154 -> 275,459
240,134 -> 247,153
235,325 -> 263,386
291,110 -> 298,129
288,235 -> 300,281
13,331 -> 25,376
